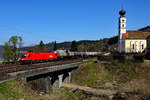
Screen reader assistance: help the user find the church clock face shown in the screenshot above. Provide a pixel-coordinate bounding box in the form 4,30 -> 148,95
120,18 -> 126,23
120,23 -> 126,28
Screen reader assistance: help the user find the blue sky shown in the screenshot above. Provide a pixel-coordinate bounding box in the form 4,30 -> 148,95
0,0 -> 150,46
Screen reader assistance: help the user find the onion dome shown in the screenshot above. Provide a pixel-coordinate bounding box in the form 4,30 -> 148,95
119,9 -> 126,16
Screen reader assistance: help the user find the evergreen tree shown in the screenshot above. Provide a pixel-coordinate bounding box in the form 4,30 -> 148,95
3,42 -> 12,62
38,40 -> 46,52
70,40 -> 78,51
53,41 -> 57,51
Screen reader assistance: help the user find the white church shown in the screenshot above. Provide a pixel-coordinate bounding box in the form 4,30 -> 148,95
118,9 -> 150,53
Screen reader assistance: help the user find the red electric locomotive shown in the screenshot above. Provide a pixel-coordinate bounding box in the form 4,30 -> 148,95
19,52 -> 57,64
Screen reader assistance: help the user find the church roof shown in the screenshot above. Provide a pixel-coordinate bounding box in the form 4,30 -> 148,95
122,30 -> 150,39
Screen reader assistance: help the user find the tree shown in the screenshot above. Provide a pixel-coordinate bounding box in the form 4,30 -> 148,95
38,40 -> 46,52
53,41 -> 57,51
8,36 -> 23,62
107,36 -> 118,45
3,42 -> 12,62
102,45 -> 108,52
70,40 -> 78,51
18,36 -> 23,52
78,43 -> 87,52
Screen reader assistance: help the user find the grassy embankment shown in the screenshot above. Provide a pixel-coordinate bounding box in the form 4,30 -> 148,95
0,80 -> 38,100
72,59 -> 150,99
73,59 -> 143,87
0,80 -> 86,100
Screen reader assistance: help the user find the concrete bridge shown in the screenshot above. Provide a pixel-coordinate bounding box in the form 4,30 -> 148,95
7,62 -> 81,93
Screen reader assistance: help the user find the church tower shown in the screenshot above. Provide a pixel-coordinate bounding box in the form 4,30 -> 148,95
119,9 -> 126,39
118,9 -> 126,53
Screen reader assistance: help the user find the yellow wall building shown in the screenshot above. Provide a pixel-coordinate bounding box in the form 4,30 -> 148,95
118,9 -> 150,53
125,40 -> 146,53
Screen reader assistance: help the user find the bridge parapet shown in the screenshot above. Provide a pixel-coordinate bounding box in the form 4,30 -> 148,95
8,62 -> 81,77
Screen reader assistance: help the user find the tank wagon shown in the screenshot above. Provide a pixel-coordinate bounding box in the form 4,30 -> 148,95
55,50 -> 74,59
55,50 -> 101,59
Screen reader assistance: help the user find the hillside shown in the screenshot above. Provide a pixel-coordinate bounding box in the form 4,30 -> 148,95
45,40 -> 100,51
22,38 -> 118,52
1,25 -> 150,58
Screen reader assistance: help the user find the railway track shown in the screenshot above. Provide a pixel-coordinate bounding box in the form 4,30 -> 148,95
0,64 -> 18,70
0,59 -> 83,82
0,59 -> 83,74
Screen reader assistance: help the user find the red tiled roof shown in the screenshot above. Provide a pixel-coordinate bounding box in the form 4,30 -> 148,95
122,30 -> 150,39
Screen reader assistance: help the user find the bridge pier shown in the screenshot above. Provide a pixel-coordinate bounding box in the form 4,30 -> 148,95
52,71 -> 73,89
46,76 -> 52,93
51,75 -> 58,89
20,77 -> 27,84
58,74 -> 63,88
68,72 -> 72,83
63,72 -> 72,83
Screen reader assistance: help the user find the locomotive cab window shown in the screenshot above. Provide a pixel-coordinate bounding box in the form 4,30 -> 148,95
28,55 -> 31,57
21,54 -> 27,58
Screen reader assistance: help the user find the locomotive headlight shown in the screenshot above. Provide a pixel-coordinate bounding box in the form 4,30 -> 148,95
49,55 -> 53,58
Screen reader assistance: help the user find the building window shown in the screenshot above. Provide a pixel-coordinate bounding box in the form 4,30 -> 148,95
130,41 -> 135,52
140,41 -> 144,52
132,44 -> 135,52
141,44 -> 144,52
142,44 -> 144,50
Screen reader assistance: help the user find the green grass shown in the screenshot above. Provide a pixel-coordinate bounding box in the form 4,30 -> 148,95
73,61 -> 103,87
73,60 -> 144,88
105,60 -> 143,84
0,80 -> 86,100
0,80 -> 37,100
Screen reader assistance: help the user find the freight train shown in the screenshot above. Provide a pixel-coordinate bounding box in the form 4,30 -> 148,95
19,50 -> 101,64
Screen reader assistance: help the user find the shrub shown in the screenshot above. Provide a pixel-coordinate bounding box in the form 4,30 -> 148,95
112,52 -> 125,62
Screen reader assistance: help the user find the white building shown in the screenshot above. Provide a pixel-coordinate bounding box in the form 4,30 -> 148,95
118,9 -> 150,53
